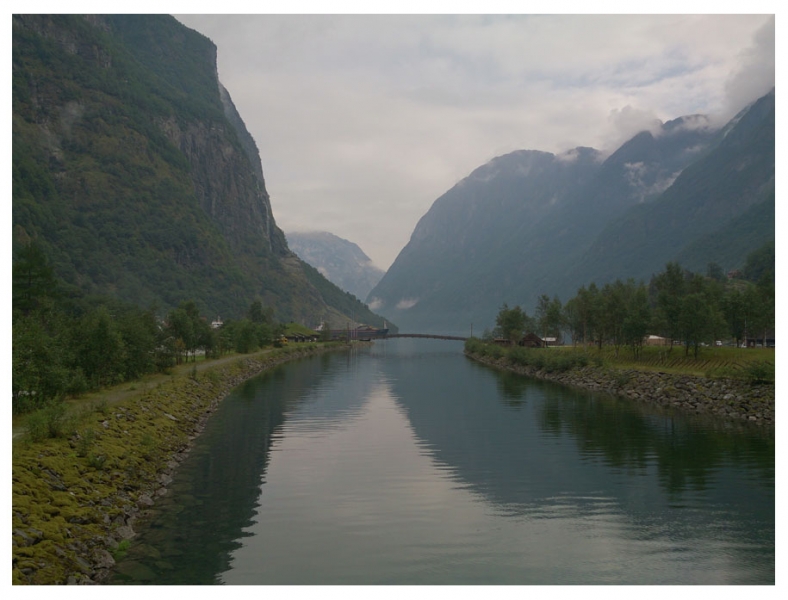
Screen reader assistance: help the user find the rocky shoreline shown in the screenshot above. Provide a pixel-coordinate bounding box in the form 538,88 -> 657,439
12,344 -> 348,585
465,351 -> 775,428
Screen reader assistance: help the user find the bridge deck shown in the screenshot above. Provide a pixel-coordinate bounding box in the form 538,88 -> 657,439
385,333 -> 467,341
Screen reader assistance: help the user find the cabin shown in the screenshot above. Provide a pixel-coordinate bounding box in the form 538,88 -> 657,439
644,335 -> 669,346
519,333 -> 546,348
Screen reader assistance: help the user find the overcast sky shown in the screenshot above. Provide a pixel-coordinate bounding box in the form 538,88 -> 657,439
173,11 -> 775,271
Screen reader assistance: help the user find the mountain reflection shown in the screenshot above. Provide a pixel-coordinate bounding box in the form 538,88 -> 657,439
385,345 -> 773,552
111,350 -> 371,584
111,341 -> 773,584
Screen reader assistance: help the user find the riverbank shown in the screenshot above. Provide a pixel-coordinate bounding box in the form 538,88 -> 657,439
465,351 -> 775,428
12,343 -> 348,585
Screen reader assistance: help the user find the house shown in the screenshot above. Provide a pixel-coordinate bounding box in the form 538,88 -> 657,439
745,330 -> 775,348
211,316 -> 223,329
519,333 -> 546,348
644,335 -> 669,346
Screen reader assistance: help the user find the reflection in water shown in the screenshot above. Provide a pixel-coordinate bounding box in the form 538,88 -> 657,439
111,352 -> 363,584
112,340 -> 774,585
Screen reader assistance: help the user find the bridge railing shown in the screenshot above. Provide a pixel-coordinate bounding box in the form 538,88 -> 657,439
385,333 -> 467,341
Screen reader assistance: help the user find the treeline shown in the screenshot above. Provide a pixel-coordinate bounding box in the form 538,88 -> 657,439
488,243 -> 775,359
12,242 -> 287,415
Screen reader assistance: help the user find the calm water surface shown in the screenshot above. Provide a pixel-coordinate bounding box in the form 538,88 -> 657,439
111,339 -> 774,585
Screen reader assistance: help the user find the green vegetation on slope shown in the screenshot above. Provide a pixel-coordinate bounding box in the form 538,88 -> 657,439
12,344 -> 346,585
13,15 -> 392,329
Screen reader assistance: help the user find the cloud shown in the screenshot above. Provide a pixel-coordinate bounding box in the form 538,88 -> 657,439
367,297 -> 383,311
174,14 -> 774,271
720,15 -> 775,123
396,298 -> 419,310
604,106 -> 662,150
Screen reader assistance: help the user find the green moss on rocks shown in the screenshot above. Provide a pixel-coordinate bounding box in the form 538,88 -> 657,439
12,344 -> 346,585
465,350 -> 774,427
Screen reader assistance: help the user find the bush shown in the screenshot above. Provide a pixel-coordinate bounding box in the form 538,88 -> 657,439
76,428 -> 96,458
743,360 -> 774,385
24,401 -> 70,442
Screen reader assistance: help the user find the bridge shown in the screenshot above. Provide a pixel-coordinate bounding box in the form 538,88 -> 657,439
384,333 -> 467,341
326,329 -> 468,342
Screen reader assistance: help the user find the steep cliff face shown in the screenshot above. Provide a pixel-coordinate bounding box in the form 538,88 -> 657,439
12,14 -> 387,328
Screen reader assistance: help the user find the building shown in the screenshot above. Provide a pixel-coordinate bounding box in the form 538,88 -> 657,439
519,333 -> 546,348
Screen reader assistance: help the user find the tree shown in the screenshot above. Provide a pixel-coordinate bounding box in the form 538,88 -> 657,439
562,297 -> 582,346
622,282 -> 651,359
75,306 -> 126,388
166,306 -> 195,364
706,262 -> 725,282
573,283 -> 602,348
234,319 -> 258,353
600,281 -> 628,356
13,241 -> 58,315
535,295 -> 551,339
545,296 -> 563,342
116,306 -> 158,380
12,312 -> 70,413
495,304 -> 531,345
742,241 -> 774,283
744,275 -> 775,346
248,299 -> 273,324
722,286 -> 748,347
651,262 -> 686,351
678,275 -> 726,357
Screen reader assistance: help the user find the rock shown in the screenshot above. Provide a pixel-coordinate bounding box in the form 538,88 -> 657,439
114,525 -> 135,540
92,549 -> 116,570
137,494 -> 155,507
73,555 -> 94,575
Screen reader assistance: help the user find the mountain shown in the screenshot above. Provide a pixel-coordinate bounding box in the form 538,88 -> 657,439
570,90 -> 775,289
12,14 -> 390,330
368,110 -> 732,333
286,231 -> 385,302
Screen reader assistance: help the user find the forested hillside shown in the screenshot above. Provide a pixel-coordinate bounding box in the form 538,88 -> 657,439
367,91 -> 774,333
12,14 -> 387,329
570,90 -> 775,290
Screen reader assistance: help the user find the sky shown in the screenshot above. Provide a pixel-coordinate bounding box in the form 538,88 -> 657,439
2,4 -> 779,275
9,5 -> 775,274
171,9 -> 775,271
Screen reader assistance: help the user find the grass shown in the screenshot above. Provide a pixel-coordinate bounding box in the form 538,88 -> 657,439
283,322 -> 319,337
466,338 -> 774,381
586,345 -> 774,380
12,341 -> 347,584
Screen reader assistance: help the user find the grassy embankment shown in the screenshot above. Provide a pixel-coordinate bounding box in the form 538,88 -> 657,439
12,341 -> 344,585
464,337 -> 775,382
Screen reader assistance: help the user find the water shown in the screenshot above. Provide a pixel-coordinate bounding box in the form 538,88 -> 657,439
111,339 -> 775,585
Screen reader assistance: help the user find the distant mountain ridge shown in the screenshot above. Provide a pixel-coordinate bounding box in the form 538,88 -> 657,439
286,231 -> 385,302
367,90 -> 774,333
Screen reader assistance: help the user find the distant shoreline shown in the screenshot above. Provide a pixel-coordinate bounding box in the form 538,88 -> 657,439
465,351 -> 774,429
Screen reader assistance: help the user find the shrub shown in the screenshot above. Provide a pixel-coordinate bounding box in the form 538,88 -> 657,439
87,452 -> 107,470
24,401 -> 70,442
743,360 -> 774,385
76,428 -> 96,458
112,539 -> 131,561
